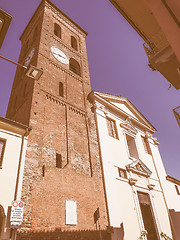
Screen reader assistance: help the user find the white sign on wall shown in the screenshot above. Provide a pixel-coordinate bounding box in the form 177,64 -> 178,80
65,200 -> 77,225
10,201 -> 24,228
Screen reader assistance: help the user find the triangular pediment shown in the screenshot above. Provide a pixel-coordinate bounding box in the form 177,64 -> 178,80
126,160 -> 152,177
88,91 -> 156,133
120,117 -> 137,135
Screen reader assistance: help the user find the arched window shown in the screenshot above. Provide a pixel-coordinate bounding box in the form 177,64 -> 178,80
56,153 -> 62,168
54,23 -> 61,39
59,82 -> 64,97
71,36 -> 78,51
69,58 -> 81,76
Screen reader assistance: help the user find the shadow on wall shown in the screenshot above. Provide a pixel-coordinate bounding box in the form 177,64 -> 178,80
17,228 -> 111,240
169,209 -> 180,240
0,205 -> 6,238
111,223 -> 124,240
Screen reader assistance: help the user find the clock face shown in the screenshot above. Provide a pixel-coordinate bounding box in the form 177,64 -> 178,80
24,48 -> 35,67
51,46 -> 69,65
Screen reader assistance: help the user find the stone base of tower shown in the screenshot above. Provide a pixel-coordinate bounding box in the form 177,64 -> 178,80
17,229 -> 111,240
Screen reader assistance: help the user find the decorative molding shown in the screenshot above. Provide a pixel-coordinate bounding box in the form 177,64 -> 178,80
121,117 -> 137,135
129,177 -> 138,186
145,131 -> 159,145
126,159 -> 152,178
45,93 -> 86,117
147,183 -> 155,190
88,91 -> 156,133
68,106 -> 86,117
145,131 -> 152,138
152,137 -> 160,145
166,175 -> 180,185
137,230 -> 148,240
45,1 -> 87,37
51,21 -> 82,58
160,232 -> 172,240
48,59 -> 83,82
93,101 -> 107,113
46,94 -> 66,107
50,34 -> 81,58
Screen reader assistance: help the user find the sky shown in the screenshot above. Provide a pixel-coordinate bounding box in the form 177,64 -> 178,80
0,0 -> 179,179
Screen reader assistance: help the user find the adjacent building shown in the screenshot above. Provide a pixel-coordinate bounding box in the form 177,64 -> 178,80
109,0 -> 180,89
164,176 -> 180,239
88,91 -> 176,240
0,9 -> 12,48
0,117 -> 31,240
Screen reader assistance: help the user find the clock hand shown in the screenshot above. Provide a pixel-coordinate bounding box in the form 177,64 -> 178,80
54,52 -> 66,59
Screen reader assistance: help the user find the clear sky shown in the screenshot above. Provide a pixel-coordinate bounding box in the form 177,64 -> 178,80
0,0 -> 179,179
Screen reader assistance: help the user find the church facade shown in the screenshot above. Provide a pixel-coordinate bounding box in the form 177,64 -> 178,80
88,91 -> 174,240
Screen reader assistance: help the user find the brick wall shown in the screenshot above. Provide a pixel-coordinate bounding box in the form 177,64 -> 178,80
6,0 -> 109,235
17,228 -> 111,240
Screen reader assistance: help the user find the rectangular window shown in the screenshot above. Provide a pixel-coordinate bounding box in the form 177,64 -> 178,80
106,118 -> 118,139
59,82 -> 64,97
42,165 -> 45,177
118,168 -> 127,179
141,136 -> 151,154
56,153 -> 62,168
125,134 -> 139,159
175,185 -> 180,195
0,139 -> 6,168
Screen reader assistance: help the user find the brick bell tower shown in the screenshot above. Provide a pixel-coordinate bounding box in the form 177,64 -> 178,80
6,0 -> 109,234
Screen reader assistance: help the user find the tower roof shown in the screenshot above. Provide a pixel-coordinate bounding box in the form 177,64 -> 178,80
20,0 -> 87,40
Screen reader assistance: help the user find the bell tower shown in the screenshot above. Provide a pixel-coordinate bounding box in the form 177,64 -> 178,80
6,0 -> 108,234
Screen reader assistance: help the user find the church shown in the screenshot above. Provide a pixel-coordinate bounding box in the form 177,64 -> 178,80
0,0 -> 179,240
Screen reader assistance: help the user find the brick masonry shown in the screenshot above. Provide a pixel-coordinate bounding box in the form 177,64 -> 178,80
17,228 -> 111,240
6,0 -> 109,237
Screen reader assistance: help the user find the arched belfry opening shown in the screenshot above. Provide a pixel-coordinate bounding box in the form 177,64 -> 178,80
71,36 -> 78,51
54,23 -> 61,39
69,58 -> 81,76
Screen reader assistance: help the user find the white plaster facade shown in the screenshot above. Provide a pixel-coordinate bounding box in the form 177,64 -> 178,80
163,176 -> 180,239
88,91 -> 174,240
0,117 -> 31,240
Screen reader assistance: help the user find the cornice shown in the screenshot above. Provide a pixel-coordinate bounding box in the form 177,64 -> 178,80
38,52 -> 83,83
41,90 -> 86,117
145,131 -> 159,145
50,34 -> 81,59
166,175 -> 180,185
44,0 -> 87,37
